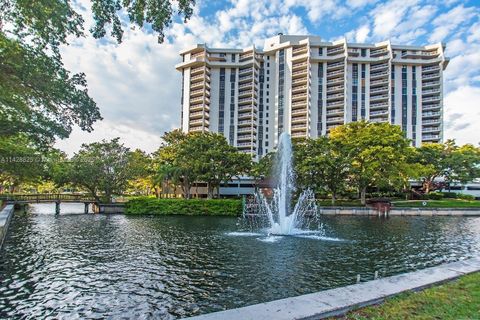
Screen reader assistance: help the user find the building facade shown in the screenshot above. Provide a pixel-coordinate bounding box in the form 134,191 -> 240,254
176,35 -> 449,159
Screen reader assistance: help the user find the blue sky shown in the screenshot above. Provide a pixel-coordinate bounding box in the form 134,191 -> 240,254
56,0 -> 480,154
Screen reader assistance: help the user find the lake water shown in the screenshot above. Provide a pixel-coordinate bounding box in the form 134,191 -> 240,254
1,203 -> 479,319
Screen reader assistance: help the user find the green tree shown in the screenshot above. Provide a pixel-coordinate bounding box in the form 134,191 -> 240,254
444,143 -> 480,189
294,137 -> 350,205
54,138 -> 143,202
329,121 -> 411,205
127,149 -> 154,195
154,130 -> 196,199
186,132 -> 252,199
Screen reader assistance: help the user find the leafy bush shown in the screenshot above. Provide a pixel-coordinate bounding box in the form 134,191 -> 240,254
441,192 -> 458,199
125,197 -> 242,216
424,192 -> 444,200
457,193 -> 475,201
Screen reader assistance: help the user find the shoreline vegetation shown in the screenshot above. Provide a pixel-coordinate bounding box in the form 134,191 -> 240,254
123,197 -> 480,216
334,272 -> 480,320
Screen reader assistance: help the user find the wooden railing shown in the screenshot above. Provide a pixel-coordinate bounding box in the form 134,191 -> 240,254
0,194 -> 97,203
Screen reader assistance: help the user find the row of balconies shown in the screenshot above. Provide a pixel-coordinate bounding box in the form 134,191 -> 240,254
369,117 -> 388,123
327,85 -> 344,93
327,61 -> 344,69
423,111 -> 441,117
370,94 -> 389,101
189,96 -> 210,104
423,81 -> 440,88
370,86 -> 388,94
422,89 -> 440,95
370,110 -> 389,116
327,93 -> 344,100
327,108 -> 343,115
370,78 -> 389,86
327,69 -> 344,77
422,104 -> 441,111
422,134 -> 440,140
422,65 -> 440,72
370,102 -> 388,109
190,118 -> 209,125
239,67 -> 253,75
291,108 -> 307,115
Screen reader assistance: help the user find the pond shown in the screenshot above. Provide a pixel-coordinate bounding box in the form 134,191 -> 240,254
1,203 -> 480,319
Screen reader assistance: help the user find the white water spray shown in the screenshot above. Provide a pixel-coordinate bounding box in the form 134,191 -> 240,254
257,132 -> 318,235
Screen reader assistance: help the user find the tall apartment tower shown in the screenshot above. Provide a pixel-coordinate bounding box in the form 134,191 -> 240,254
176,35 -> 449,159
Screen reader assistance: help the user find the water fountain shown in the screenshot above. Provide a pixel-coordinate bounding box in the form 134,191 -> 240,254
243,132 -> 319,236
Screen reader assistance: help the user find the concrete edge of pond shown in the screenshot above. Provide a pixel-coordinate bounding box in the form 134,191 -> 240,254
183,257 -> 480,320
0,205 -> 15,249
319,207 -> 480,216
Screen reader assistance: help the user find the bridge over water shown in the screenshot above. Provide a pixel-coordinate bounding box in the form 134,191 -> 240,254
0,194 -> 97,214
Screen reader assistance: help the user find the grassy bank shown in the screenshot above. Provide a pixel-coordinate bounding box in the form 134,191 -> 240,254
392,199 -> 480,208
336,272 -> 480,319
125,197 -> 242,216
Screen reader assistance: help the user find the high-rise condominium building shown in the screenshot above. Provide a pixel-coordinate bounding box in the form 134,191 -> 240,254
176,35 -> 449,159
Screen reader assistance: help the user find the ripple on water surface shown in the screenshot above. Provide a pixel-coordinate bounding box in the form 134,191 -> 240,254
1,205 -> 480,319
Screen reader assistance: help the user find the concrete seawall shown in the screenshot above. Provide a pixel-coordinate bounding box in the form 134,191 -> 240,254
0,205 -> 15,249
183,257 -> 480,320
319,207 -> 480,216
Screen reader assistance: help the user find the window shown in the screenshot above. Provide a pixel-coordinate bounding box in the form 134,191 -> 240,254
319,47 -> 323,55
401,65 -> 408,133
231,54 -> 236,62
361,48 -> 367,57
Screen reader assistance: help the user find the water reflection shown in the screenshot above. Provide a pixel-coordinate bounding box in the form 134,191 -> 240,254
0,205 -> 479,319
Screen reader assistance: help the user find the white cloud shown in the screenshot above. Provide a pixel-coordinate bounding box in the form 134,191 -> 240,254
444,85 -> 480,145
370,0 -> 420,39
429,5 -> 477,43
355,25 -> 370,42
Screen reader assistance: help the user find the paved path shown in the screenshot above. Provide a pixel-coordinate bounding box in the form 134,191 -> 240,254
184,257 -> 480,320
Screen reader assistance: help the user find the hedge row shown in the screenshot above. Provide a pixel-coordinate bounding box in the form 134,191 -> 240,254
423,192 -> 475,201
125,197 -> 243,216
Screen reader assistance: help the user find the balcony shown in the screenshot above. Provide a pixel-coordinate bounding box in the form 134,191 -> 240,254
423,96 -> 440,102
190,66 -> 208,76
327,85 -> 344,93
327,69 -> 344,77
370,94 -> 389,102
238,90 -> 254,98
293,62 -> 309,71
370,63 -> 388,71
190,118 -> 208,125
326,116 -> 344,123
190,81 -> 209,90
189,111 -> 205,119
422,81 -> 440,88
348,48 -> 360,56
422,134 -> 440,141
327,77 -> 344,85
239,67 -> 253,75
327,61 -> 344,70
238,97 -> 256,105
190,88 -> 205,98
370,78 -> 389,87
292,131 -> 307,137
292,68 -> 308,78
190,51 -> 205,59
369,117 -> 388,123
190,103 -> 207,112
237,142 -> 254,148
370,110 -> 389,116
422,89 -> 440,96
291,116 -> 307,123
237,127 -> 256,133
189,126 -> 205,132
292,93 -> 308,102
423,119 -> 441,125
291,108 -> 307,115
237,105 -> 253,112
423,65 -> 440,73
401,51 -> 438,59
422,104 -> 441,111
370,86 -> 388,94
190,96 -> 208,104
239,75 -> 253,83
370,48 -> 388,57
422,73 -> 440,80
237,134 -> 254,142
422,126 -> 441,133
326,93 -> 344,101
239,52 -> 253,62
292,85 -> 308,93
327,108 -> 343,115
292,77 -> 308,85
327,46 -> 344,56
238,120 -> 254,127
326,100 -> 343,107
292,101 -> 307,108
292,46 -> 308,56
370,71 -> 388,79
370,102 -> 388,109
238,112 -> 256,120
422,111 -> 441,118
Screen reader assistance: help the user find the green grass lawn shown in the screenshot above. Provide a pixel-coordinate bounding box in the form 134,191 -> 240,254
392,199 -> 480,208
335,272 -> 480,320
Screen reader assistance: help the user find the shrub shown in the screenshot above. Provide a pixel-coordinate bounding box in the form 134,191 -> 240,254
457,193 -> 475,201
125,197 -> 242,216
441,192 -> 458,199
424,192 -> 444,200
